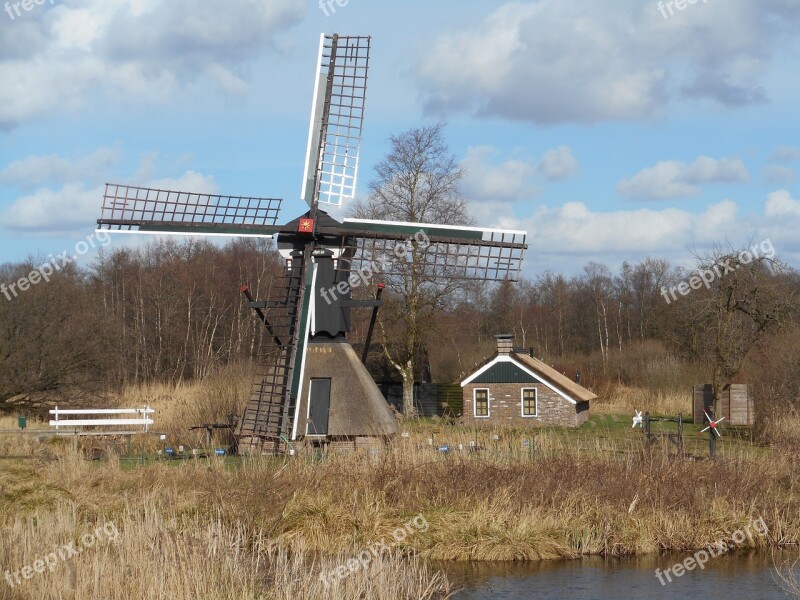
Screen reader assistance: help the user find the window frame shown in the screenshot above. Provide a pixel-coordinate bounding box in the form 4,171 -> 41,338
473,388 -> 490,418
521,387 -> 538,418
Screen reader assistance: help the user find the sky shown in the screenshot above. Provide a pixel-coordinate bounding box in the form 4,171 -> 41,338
1,0 -> 799,279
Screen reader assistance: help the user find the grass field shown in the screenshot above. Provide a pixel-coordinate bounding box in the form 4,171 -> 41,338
1,377 -> 798,599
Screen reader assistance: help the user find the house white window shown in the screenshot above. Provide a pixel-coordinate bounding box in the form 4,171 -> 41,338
474,388 -> 490,418
521,388 -> 538,417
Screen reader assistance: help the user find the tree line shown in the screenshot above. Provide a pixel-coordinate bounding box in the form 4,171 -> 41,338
1,236 -> 797,413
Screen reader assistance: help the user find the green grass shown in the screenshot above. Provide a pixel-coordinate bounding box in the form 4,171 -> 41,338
404,413 -> 764,462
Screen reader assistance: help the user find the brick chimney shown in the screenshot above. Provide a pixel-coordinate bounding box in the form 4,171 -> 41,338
495,334 -> 514,356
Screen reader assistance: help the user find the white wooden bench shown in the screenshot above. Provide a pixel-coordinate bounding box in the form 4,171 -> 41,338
49,406 -> 155,431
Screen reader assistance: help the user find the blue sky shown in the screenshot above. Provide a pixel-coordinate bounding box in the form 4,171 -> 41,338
1,0 -> 799,278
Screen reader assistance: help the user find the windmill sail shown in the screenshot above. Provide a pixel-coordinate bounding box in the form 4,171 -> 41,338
337,218 -> 527,282
301,34 -> 371,208
97,184 -> 283,237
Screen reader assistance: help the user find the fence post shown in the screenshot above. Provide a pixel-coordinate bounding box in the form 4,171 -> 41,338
708,407 -> 717,459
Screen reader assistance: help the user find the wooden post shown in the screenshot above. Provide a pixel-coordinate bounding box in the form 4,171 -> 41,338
678,413 -> 684,455
708,407 -> 717,459
73,429 -> 78,453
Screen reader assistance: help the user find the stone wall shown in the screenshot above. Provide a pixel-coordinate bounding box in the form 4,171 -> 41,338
461,382 -> 588,428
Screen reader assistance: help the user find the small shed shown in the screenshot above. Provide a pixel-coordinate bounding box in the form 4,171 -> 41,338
693,383 -> 754,426
460,334 -> 595,428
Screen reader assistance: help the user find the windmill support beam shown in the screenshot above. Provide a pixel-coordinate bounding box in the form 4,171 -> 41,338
241,286 -> 283,348
361,284 -> 384,364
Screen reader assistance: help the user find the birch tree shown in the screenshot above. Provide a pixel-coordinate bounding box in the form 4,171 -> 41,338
350,123 -> 471,417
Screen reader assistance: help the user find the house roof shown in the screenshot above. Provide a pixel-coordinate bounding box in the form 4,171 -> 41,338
460,352 -> 597,404
512,353 -> 597,403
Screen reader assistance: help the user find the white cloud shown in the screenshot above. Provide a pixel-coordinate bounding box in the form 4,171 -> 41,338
616,156 -> 749,200
518,199 -> 757,278
462,189 -> 800,274
460,144 -> 578,204
464,198 -> 744,257
466,199 -> 522,232
1,170 -> 218,233
0,0 -> 304,128
537,145 -> 578,181
460,146 -> 537,201
770,145 -> 800,162
146,171 -> 219,195
2,183 -> 103,232
762,165 -> 796,184
0,146 -> 120,189
416,0 -> 799,124
764,189 -> 800,218
759,190 -> 800,260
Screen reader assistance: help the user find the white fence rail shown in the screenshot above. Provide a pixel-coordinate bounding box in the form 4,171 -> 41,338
49,407 -> 155,431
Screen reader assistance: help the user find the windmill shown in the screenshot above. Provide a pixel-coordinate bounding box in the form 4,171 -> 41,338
96,33 -> 528,455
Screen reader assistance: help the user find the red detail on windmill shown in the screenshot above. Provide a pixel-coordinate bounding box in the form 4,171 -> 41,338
298,218 -> 314,234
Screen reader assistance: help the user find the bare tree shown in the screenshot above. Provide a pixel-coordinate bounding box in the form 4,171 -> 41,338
675,244 -> 798,410
350,123 -> 471,417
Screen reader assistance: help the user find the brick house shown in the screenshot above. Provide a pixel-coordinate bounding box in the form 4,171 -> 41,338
460,334 -> 595,428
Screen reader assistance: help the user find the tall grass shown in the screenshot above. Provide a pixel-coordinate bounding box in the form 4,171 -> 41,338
0,494 -> 453,600
592,385 -> 690,416
2,430 -> 798,593
2,367 -> 799,598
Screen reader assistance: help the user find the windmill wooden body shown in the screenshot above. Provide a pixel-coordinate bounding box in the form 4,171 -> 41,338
96,34 -> 528,454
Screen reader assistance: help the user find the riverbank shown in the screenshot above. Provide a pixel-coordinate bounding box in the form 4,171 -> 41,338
1,417 -> 799,598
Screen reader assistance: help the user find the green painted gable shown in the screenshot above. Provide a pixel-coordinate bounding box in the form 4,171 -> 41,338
471,361 -> 539,384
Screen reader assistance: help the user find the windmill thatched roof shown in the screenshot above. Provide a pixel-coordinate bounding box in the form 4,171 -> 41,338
301,340 -> 398,437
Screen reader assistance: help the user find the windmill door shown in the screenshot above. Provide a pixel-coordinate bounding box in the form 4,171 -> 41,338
307,378 -> 331,436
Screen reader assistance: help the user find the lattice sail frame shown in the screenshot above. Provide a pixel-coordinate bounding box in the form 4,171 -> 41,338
97,184 -> 282,237
337,219 -> 527,282
301,34 -> 370,208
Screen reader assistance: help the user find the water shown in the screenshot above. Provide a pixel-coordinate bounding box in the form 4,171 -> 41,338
444,550 -> 795,599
